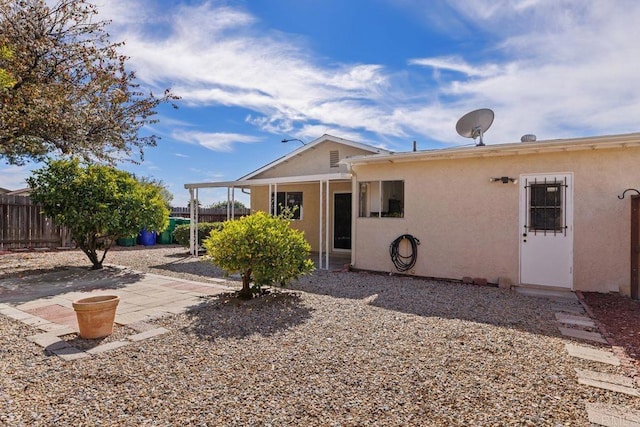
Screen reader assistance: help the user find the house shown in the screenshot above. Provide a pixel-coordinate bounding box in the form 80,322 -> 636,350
184,134 -> 389,268
1,187 -> 31,196
185,132 -> 640,297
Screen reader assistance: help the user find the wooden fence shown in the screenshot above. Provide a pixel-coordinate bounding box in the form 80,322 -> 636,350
0,195 -> 72,250
170,207 -> 251,223
0,198 -> 251,250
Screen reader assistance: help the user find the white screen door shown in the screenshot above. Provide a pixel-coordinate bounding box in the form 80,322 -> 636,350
519,173 -> 573,288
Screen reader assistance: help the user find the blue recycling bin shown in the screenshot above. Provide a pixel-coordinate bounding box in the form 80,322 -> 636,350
139,229 -> 156,246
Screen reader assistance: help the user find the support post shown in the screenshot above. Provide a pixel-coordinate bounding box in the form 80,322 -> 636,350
319,180 -> 323,269
231,187 -> 235,219
189,188 -> 196,256
325,179 -> 329,270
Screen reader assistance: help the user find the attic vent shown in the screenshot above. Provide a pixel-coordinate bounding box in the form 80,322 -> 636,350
330,150 -> 339,168
521,134 -> 537,142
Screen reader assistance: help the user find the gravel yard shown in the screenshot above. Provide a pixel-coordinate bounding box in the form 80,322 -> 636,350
1,246 -> 639,425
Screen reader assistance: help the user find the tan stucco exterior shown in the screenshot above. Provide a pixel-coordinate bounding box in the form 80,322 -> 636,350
250,140 -> 378,179
250,181 -> 352,252
350,143 -> 640,295
185,132 -> 640,295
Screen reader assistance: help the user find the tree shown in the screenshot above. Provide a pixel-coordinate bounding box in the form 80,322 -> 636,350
0,0 -> 179,166
27,159 -> 169,269
203,211 -> 315,299
135,176 -> 174,210
209,200 -> 248,210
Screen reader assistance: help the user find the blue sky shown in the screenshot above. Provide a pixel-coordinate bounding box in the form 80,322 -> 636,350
3,0 -> 640,207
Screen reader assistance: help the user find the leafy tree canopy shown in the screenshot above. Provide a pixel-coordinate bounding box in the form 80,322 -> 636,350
27,159 -> 169,269
203,211 -> 314,299
135,176 -> 174,210
0,0 -> 179,166
209,200 -> 248,210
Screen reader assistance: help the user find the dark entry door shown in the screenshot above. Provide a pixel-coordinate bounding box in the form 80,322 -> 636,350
631,196 -> 640,299
333,193 -> 351,250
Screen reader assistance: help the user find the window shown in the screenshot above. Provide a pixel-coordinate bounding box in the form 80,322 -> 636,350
528,183 -> 563,232
524,177 -> 568,235
271,191 -> 303,219
358,180 -> 404,218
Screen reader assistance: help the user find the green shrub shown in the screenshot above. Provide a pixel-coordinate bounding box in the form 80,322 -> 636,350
173,222 -> 224,247
203,211 -> 314,299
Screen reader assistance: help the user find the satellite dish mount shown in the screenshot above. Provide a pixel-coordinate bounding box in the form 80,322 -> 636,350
456,108 -> 495,147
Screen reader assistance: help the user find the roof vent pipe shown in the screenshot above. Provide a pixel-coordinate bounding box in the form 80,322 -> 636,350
521,134 -> 537,143
413,140 -> 417,152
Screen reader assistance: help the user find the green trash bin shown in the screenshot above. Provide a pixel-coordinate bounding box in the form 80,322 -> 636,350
169,217 -> 190,243
157,230 -> 172,244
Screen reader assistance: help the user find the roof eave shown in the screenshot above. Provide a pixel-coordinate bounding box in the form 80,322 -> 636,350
343,132 -> 640,166
238,134 -> 389,180
185,172 -> 352,189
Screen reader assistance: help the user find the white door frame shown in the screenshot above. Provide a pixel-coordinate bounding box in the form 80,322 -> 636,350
519,173 -> 574,289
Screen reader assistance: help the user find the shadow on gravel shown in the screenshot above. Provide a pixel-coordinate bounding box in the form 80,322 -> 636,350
149,256 -> 228,279
290,270 -> 563,336
0,266 -> 143,304
183,291 -> 312,340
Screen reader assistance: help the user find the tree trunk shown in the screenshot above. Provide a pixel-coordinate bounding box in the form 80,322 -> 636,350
78,234 -> 103,270
238,268 -> 252,299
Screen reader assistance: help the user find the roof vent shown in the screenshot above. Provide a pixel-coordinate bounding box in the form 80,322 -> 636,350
521,134 -> 536,142
329,150 -> 339,168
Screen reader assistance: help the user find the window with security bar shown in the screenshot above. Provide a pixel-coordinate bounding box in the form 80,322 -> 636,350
526,179 -> 566,234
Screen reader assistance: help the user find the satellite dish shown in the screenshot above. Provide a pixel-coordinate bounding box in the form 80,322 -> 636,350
456,108 -> 495,146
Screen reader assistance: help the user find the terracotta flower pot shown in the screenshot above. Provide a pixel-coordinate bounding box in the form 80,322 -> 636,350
72,295 -> 120,339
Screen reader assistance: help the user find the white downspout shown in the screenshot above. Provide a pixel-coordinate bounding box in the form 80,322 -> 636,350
268,183 -> 272,215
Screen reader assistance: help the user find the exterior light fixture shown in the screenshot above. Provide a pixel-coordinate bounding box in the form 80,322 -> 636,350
281,138 -> 306,145
490,176 -> 518,184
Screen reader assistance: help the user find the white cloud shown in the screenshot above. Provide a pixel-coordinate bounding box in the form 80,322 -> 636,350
101,0 -> 640,150
171,131 -> 263,152
102,1 -> 397,138
409,56 -> 501,78
0,165 -> 34,190
403,0 -> 640,143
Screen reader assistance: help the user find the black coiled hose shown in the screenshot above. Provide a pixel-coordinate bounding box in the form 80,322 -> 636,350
389,234 -> 420,272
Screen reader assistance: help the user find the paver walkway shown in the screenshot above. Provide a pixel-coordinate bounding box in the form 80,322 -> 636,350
539,290 -> 640,427
0,266 -> 235,360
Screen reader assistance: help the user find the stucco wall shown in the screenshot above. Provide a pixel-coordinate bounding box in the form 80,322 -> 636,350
250,181 -> 352,252
253,141 -> 375,178
351,146 -> 640,295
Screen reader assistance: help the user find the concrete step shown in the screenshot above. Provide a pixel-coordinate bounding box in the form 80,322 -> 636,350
514,286 -> 577,301
565,343 -> 620,365
555,312 -> 597,328
559,326 -> 608,344
586,403 -> 640,426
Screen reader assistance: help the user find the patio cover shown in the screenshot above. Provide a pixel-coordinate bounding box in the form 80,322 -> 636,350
184,172 -> 352,269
